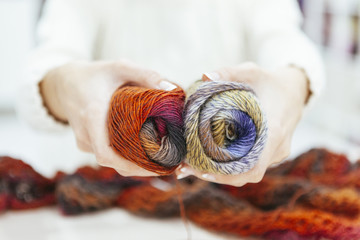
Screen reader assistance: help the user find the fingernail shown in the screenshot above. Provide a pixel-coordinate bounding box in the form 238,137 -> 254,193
158,80 -> 177,91
177,166 -> 193,179
202,173 -> 216,181
150,178 -> 172,191
177,173 -> 190,179
203,72 -> 220,82
180,167 -> 190,173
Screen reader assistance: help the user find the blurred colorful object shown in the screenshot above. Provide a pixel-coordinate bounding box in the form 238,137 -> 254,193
301,0 -> 360,58
0,156 -> 56,210
2,148 -> 360,239
108,86 -> 186,175
184,81 -> 267,174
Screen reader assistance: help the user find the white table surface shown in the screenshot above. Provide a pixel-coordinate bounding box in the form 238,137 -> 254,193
0,113 -> 359,240
1,207 -> 248,240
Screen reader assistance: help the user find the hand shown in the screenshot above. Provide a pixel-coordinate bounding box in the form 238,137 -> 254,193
40,60 -> 177,177
176,62 -> 310,186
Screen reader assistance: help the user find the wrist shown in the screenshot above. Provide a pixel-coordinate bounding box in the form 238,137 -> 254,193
39,66 -> 68,123
275,66 -> 310,106
288,65 -> 312,105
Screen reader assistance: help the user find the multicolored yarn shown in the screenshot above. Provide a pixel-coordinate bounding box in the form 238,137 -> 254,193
108,86 -> 186,175
2,148 -> 360,240
0,156 -> 56,210
184,80 -> 267,174
56,166 -> 143,214
107,81 -> 266,175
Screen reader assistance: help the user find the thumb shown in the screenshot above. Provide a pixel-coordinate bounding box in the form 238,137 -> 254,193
155,79 -> 178,91
111,60 -> 178,91
202,62 -> 260,82
136,69 -> 176,90
202,70 -> 228,82
131,70 -> 178,91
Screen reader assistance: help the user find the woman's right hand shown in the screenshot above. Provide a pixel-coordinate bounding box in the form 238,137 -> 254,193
176,62 -> 309,186
40,60 -> 177,176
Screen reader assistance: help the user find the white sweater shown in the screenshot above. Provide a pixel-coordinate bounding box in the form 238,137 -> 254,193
18,0 -> 325,131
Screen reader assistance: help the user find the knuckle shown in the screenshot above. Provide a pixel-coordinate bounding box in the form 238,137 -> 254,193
111,59 -> 136,74
116,59 -> 126,66
96,156 -> 110,166
233,181 -> 247,187
218,67 -> 234,82
115,169 -> 132,177
74,135 -> 89,148
273,156 -> 284,164
272,124 -> 286,140
76,142 -> 90,152
281,143 -> 291,160
243,62 -> 259,70
251,175 -> 264,183
145,71 -> 162,83
93,145 -> 107,158
234,62 -> 265,83
248,169 -> 266,183
78,110 -> 90,124
116,59 -> 132,68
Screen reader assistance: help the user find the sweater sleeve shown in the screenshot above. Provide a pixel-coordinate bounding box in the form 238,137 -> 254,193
244,0 -> 325,105
16,0 -> 99,131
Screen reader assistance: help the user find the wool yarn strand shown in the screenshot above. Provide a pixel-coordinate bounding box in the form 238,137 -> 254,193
2,149 -> 360,240
108,86 -> 186,175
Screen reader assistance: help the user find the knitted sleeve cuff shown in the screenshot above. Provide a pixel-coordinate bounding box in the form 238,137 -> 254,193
288,61 -> 325,108
16,67 -> 69,132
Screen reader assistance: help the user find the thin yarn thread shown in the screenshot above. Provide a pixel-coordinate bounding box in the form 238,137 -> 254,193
2,149 -> 360,240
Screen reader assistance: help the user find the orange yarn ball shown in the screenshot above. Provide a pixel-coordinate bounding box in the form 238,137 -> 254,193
107,86 -> 186,175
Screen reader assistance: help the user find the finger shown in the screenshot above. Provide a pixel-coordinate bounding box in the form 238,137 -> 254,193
269,135 -> 292,166
95,144 -> 159,177
75,139 -> 92,153
68,120 -> 93,153
179,135 -> 277,186
111,61 -> 177,90
191,160 -> 268,186
85,104 -> 159,177
175,164 -> 196,179
156,80 -> 178,91
202,62 -> 264,84
114,167 -> 155,177
191,127 -> 279,186
184,167 -> 247,186
190,164 -> 266,187
135,68 -> 165,89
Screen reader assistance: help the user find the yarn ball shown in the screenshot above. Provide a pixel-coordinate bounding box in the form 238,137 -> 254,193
184,81 -> 267,174
108,86 -> 186,175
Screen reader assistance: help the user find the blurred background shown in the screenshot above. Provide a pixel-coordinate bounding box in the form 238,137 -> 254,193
297,0 -> 360,159
0,0 -> 359,240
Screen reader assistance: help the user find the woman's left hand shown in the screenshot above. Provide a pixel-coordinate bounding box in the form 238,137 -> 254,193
176,62 -> 310,186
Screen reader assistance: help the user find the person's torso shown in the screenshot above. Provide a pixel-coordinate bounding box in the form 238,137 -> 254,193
94,0 -> 250,88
